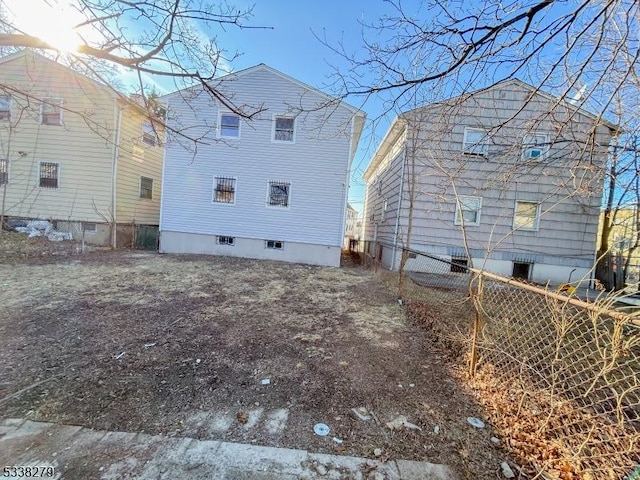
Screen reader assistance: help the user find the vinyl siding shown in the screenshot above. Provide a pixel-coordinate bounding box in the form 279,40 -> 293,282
161,67 -> 357,247
364,81 -> 612,269
115,110 -> 163,224
0,52 -> 115,222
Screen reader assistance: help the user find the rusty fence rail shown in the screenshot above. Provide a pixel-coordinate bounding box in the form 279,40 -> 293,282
361,240 -> 640,479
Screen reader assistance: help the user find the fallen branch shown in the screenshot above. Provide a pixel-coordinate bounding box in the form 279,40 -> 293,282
0,376 -> 60,405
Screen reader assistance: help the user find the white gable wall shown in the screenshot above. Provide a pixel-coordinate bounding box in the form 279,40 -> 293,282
160,67 -> 357,266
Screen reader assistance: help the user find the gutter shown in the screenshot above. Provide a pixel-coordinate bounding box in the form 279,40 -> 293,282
391,147 -> 407,270
110,100 -> 123,248
338,116 -> 356,252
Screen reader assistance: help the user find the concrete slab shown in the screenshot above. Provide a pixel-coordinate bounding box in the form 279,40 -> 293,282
0,419 -> 456,480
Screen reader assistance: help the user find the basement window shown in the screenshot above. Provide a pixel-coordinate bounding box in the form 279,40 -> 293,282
217,236 -> 235,246
265,240 -> 284,250
450,257 -> 469,273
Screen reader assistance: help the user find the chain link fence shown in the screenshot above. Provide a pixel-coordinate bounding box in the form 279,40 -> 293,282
361,240 -> 640,479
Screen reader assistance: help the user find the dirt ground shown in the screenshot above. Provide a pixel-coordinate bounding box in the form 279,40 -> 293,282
0,234 -> 508,479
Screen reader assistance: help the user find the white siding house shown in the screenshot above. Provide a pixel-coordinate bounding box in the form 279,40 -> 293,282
159,64 -> 365,266
363,80 -> 617,285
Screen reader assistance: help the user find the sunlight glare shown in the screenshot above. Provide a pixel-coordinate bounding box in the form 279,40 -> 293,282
4,0 -> 85,53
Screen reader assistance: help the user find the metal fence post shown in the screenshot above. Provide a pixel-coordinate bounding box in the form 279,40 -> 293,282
469,273 -> 484,376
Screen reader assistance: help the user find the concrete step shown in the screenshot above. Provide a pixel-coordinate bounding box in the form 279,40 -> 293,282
0,418 -> 456,480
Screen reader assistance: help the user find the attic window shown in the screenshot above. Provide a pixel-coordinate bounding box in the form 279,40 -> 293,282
41,98 -> 63,125
522,133 -> 550,160
0,95 -> 10,121
463,128 -> 489,155
219,112 -> 240,138
273,116 -> 295,142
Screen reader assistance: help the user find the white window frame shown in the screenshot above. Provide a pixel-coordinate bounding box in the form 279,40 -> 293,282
218,111 -> 241,139
265,240 -> 284,250
216,235 -> 235,246
271,115 -> 296,143
267,180 -> 291,208
381,199 -> 388,222
40,97 -> 63,126
522,132 -> 550,160
139,176 -> 153,199
0,95 -> 11,121
83,222 -> 97,235
0,158 -> 8,185
463,127 -> 489,155
212,176 -> 237,205
454,195 -> 482,226
142,121 -> 157,147
513,201 -> 541,231
38,161 -> 60,189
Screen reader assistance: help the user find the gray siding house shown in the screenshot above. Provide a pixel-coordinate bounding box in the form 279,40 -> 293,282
363,80 -> 616,285
160,64 -> 365,267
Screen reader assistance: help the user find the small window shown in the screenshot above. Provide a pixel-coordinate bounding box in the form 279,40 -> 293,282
142,121 -> 157,146
140,176 -> 153,199
0,95 -> 10,121
266,240 -> 284,250
463,127 -> 489,155
450,257 -> 468,273
381,199 -> 388,222
83,222 -> 97,234
41,98 -> 63,125
219,113 -> 240,138
268,181 -> 290,207
514,201 -> 540,230
522,133 -> 550,160
39,162 -> 59,188
273,116 -> 295,142
0,158 -> 7,184
454,195 -> 482,226
213,176 -> 236,204
217,235 -> 235,245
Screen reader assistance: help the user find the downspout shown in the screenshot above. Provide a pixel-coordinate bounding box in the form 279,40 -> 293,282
391,146 -> 407,271
110,100 -> 122,248
339,116 -> 356,256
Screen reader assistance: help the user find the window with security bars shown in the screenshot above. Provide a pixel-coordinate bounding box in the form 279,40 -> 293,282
39,162 -> 59,188
273,116 -> 294,142
140,176 -> 153,199
268,181 -> 290,207
0,96 -> 10,121
0,158 -> 7,184
41,98 -> 63,125
450,257 -> 469,273
213,177 -> 236,204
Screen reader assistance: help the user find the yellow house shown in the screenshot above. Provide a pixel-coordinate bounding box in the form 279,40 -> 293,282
598,207 -> 640,284
0,50 -> 163,247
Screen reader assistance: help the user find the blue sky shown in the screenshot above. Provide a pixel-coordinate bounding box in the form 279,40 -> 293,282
209,1 -> 397,214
